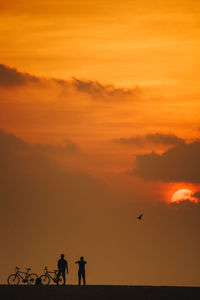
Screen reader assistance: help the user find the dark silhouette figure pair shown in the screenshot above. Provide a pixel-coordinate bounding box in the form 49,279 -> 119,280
57,254 -> 87,285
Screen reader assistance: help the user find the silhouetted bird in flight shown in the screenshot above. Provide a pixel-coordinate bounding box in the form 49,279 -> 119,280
137,214 -> 143,220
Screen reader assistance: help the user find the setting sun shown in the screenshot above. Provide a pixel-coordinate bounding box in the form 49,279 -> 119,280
171,189 -> 198,204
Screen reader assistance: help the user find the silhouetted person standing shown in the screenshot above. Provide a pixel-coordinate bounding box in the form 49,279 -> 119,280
75,256 -> 87,285
57,254 -> 68,285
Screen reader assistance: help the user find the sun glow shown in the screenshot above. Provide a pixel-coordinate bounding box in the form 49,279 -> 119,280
171,189 -> 198,204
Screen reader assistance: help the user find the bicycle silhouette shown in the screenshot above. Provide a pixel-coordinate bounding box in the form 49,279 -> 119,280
7,267 -> 38,285
40,267 -> 64,285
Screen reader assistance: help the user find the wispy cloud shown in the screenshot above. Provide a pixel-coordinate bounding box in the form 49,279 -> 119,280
0,64 -> 140,101
114,133 -> 185,147
71,78 -> 137,100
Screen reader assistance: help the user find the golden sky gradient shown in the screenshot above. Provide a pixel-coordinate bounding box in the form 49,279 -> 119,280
1,0 -> 200,286
1,0 -> 200,88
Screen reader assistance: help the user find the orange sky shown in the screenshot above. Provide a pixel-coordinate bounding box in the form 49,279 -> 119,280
0,0 -> 200,88
1,0 -> 200,286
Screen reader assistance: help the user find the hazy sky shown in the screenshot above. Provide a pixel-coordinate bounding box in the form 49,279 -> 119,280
1,0 -> 200,285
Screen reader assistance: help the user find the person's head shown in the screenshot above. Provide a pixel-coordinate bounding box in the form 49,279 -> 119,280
61,254 -> 64,259
80,256 -> 84,261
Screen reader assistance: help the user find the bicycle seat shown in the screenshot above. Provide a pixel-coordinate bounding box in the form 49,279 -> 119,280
16,267 -> 19,270
27,268 -> 31,271
54,270 -> 57,272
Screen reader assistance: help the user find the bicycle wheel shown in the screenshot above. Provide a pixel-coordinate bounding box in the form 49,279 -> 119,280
7,274 -> 20,285
27,273 -> 38,285
40,275 -> 50,285
57,275 -> 64,285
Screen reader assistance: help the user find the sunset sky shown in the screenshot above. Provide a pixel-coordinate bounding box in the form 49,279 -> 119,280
1,0 -> 200,286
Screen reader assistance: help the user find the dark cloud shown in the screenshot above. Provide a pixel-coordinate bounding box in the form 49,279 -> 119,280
0,129 -> 106,234
115,133 -> 185,147
0,64 -> 140,101
53,77 -> 138,100
71,78 -> 138,99
132,141 -> 200,183
64,139 -> 81,153
35,139 -> 82,154
0,64 -> 39,87
193,191 -> 200,200
0,129 -> 27,152
170,200 -> 200,208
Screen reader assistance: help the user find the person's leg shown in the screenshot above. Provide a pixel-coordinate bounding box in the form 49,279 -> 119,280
57,270 -> 61,285
62,271 -> 66,285
78,271 -> 82,285
82,271 -> 86,285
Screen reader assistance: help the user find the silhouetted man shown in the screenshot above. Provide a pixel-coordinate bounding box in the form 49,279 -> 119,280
75,256 -> 87,285
57,254 -> 68,285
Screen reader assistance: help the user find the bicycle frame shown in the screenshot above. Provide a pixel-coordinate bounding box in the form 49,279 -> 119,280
15,268 -> 31,282
47,272 -> 56,281
44,268 -> 58,282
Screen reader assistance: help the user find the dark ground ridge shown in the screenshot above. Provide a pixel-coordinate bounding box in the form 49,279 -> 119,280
0,284 -> 200,300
